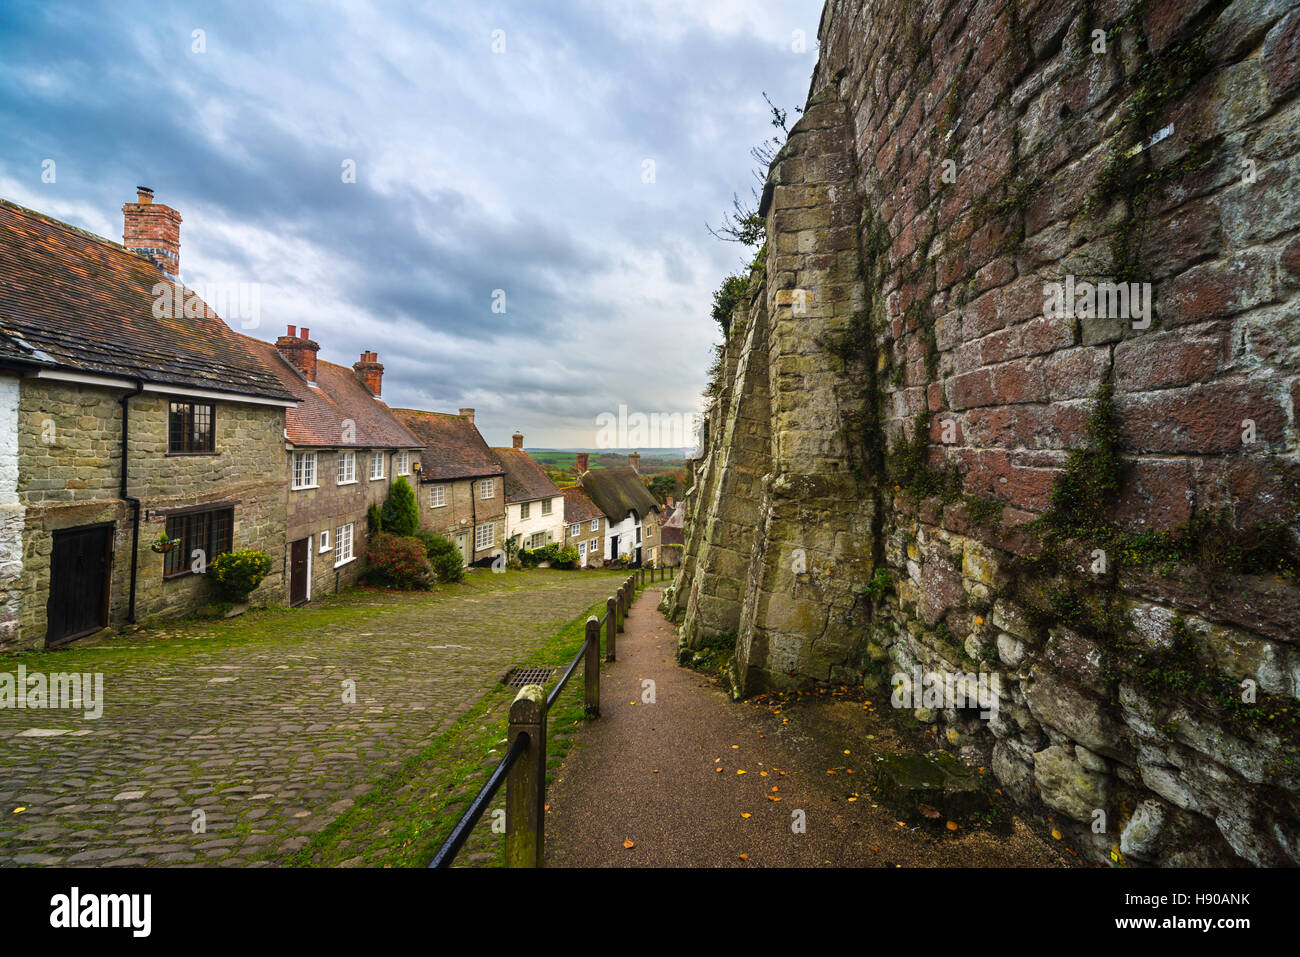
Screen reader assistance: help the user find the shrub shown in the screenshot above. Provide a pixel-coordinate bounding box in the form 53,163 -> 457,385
381,476 -> 420,537
366,502 -> 384,534
550,545 -> 580,569
362,532 -> 433,590
415,529 -> 465,583
209,549 -> 273,601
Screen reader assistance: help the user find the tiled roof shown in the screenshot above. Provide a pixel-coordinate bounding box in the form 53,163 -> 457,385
491,447 -> 561,504
239,335 -> 421,449
661,502 -> 685,545
391,408 -> 505,481
562,485 -> 603,524
0,198 -> 296,401
579,467 -> 660,524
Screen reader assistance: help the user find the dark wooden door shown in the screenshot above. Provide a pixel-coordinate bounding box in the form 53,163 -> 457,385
47,523 -> 113,646
289,538 -> 310,606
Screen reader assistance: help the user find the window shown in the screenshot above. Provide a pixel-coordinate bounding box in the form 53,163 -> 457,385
590,518 -> 599,531
527,532 -> 546,550
164,507 -> 233,577
292,452 -> 317,489
368,452 -> 385,480
480,478 -> 495,500
589,539 -> 599,553
337,451 -> 356,485
541,499 -> 552,516
636,526 -> 642,544
168,401 -> 215,454
335,523 -> 354,565
396,451 -> 410,475
569,523 -> 580,537
320,529 -> 331,552
520,501 -> 530,520
475,522 -> 494,550
429,484 -> 447,508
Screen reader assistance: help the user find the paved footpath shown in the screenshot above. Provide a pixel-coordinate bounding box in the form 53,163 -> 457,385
0,569 -> 625,867
546,588 -> 1075,867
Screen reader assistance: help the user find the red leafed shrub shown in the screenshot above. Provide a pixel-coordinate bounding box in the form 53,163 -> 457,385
362,532 -> 433,590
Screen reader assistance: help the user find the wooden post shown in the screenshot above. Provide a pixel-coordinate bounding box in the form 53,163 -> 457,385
583,616 -> 600,718
606,596 -> 617,661
617,583 -> 627,632
505,684 -> 546,868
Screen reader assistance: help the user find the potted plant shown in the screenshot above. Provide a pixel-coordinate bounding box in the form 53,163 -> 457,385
151,531 -> 181,554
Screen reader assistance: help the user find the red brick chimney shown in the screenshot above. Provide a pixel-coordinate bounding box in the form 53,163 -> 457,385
459,408 -> 475,426
275,324 -> 320,382
512,431 -> 524,449
353,351 -> 383,396
122,186 -> 182,276
576,452 -> 589,474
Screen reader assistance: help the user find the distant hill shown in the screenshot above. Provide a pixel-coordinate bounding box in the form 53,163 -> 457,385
529,449 -> 687,498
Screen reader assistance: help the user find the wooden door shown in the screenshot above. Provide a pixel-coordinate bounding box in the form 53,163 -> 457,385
289,538 -> 310,606
454,532 -> 470,567
47,523 -> 113,646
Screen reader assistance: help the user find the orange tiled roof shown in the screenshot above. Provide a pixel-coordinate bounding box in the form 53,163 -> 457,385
0,198 -> 295,401
561,485 -> 603,524
491,447 -> 561,504
238,335 -> 421,449
391,408 -> 505,481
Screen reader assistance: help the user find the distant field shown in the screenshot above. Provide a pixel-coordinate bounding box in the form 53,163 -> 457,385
529,449 -> 686,491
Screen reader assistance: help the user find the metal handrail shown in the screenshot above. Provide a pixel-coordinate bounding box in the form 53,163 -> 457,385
429,572 -> 642,867
428,731 -> 529,868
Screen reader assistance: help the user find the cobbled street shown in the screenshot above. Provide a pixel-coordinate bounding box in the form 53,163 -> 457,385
0,569 -> 625,866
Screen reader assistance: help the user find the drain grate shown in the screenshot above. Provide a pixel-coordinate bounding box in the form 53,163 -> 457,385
502,667 -> 555,688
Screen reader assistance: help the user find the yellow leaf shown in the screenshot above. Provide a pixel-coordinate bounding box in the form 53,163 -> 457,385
759,771 -> 768,777
731,744 -> 739,749
945,821 -> 959,831
13,807 -> 25,814
623,839 -> 635,849
737,769 -> 746,775
739,853 -> 749,861
771,786 -> 779,792
741,813 -> 751,819
715,767 -> 723,773
652,769 -> 659,773
843,750 -> 851,755
1051,828 -> 1062,840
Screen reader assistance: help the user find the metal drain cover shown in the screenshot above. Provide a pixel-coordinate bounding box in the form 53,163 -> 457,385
503,667 -> 555,687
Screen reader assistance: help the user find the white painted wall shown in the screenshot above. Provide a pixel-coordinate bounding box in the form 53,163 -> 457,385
604,513 -> 641,561
505,494 -> 566,551
0,375 -> 26,645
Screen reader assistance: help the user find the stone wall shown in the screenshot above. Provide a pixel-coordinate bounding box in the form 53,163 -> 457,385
416,476 -> 506,563
674,0 -> 1300,866
10,380 -> 287,648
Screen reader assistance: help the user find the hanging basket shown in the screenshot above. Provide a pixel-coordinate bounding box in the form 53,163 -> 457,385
151,539 -> 180,554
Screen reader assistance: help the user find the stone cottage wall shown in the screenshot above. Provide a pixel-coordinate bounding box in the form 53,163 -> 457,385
10,381 -> 287,648
674,0 -> 1300,866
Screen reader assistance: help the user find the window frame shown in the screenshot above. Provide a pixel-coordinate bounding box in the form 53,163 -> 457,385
540,499 -> 552,516
396,451 -> 410,476
163,506 -> 234,578
590,518 -> 599,531
429,484 -> 447,508
520,500 -> 530,520
475,522 -> 494,550
336,451 -> 357,485
334,523 -> 355,566
292,451 -> 318,490
368,451 -> 385,481
167,400 -> 216,455
319,528 -> 332,552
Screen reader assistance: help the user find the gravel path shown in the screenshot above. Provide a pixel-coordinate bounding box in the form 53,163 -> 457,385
546,587 -> 1076,867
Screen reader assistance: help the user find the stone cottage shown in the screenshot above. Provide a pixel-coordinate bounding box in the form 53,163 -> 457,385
492,433 -> 565,553
561,484 -> 606,568
240,329 -> 422,604
392,407 -> 506,565
0,190 -> 298,649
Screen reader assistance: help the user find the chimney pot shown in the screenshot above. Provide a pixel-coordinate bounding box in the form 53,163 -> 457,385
287,324 -> 296,338
300,327 -> 310,340
136,186 -> 154,204
512,431 -> 524,449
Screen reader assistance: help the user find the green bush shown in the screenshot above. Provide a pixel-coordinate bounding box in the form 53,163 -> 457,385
381,476 -> 420,537
209,549 -> 273,601
519,541 -> 563,567
550,545 -> 580,569
362,532 -> 433,590
366,502 -> 384,534
415,529 -> 465,583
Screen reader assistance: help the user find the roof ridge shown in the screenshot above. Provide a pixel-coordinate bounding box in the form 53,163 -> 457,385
0,196 -> 131,254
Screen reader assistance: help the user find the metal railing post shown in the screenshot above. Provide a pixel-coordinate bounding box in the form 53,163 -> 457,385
606,596 -> 617,661
505,685 -> 546,868
583,616 -> 600,718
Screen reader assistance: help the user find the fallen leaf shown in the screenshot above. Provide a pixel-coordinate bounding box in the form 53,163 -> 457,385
740,812 -> 751,819
652,769 -> 659,773
843,750 -> 851,755
715,767 -> 723,773
623,839 -> 635,849
771,786 -> 779,792
737,769 -> 746,775
945,821 -> 959,831
731,745 -> 739,749
917,803 -> 941,820
12,807 -> 25,814
1051,828 -> 1062,840
739,853 -> 748,861
759,771 -> 768,777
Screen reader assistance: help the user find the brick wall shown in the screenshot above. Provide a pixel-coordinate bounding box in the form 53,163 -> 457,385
673,0 -> 1300,866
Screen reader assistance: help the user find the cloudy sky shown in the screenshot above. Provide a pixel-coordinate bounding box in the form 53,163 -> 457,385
0,0 -> 823,448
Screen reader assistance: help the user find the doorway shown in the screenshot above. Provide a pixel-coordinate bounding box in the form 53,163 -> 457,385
290,537 -> 310,606
47,523 -> 114,646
